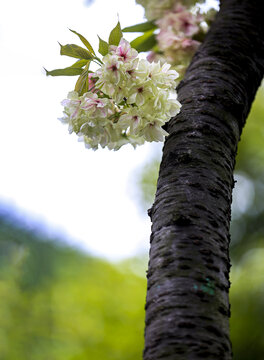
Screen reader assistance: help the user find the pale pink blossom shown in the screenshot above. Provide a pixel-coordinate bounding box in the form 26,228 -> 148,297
106,56 -> 120,75
146,52 -> 167,67
88,73 -> 98,91
110,38 -> 138,62
61,96 -> 81,120
157,29 -> 182,51
81,93 -> 108,117
156,4 -> 202,38
181,38 -> 200,51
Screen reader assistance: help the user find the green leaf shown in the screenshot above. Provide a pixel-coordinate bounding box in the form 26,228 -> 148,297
44,59 -> 89,77
59,43 -> 94,60
74,62 -> 91,95
70,59 -> 89,68
98,36 -> 109,56
108,21 -> 122,46
75,71 -> 88,95
69,29 -> 95,55
130,31 -> 157,52
122,20 -> 157,33
44,67 -> 84,76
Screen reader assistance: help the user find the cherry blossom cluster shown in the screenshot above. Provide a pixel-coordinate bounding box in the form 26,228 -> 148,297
60,39 -> 181,150
156,4 -> 203,73
137,1 -> 205,76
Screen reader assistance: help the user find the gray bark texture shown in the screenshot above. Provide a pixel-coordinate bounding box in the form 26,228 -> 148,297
144,0 -> 264,359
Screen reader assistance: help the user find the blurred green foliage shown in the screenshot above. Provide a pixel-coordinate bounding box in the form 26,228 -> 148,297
230,86 -> 264,261
1,210 -> 264,359
230,249 -> 264,360
0,216 -> 145,360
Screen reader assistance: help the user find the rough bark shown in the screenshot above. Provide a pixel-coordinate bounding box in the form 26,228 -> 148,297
144,1 -> 264,359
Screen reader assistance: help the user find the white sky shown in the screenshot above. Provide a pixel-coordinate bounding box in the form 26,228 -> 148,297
0,0 -> 160,260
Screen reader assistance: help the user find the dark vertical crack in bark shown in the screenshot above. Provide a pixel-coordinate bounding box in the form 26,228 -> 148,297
144,1 -> 264,359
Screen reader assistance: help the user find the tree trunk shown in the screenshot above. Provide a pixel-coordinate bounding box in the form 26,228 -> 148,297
144,1 -> 264,359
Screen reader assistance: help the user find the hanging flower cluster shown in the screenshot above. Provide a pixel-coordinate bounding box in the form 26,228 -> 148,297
61,39 -> 180,150
131,1 -> 212,77
46,25 -> 181,151
154,4 -> 203,74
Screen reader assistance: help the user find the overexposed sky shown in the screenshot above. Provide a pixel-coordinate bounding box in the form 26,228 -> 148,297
0,0 -> 160,259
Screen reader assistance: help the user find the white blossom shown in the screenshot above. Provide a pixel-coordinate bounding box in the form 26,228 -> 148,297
61,38 -> 181,150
